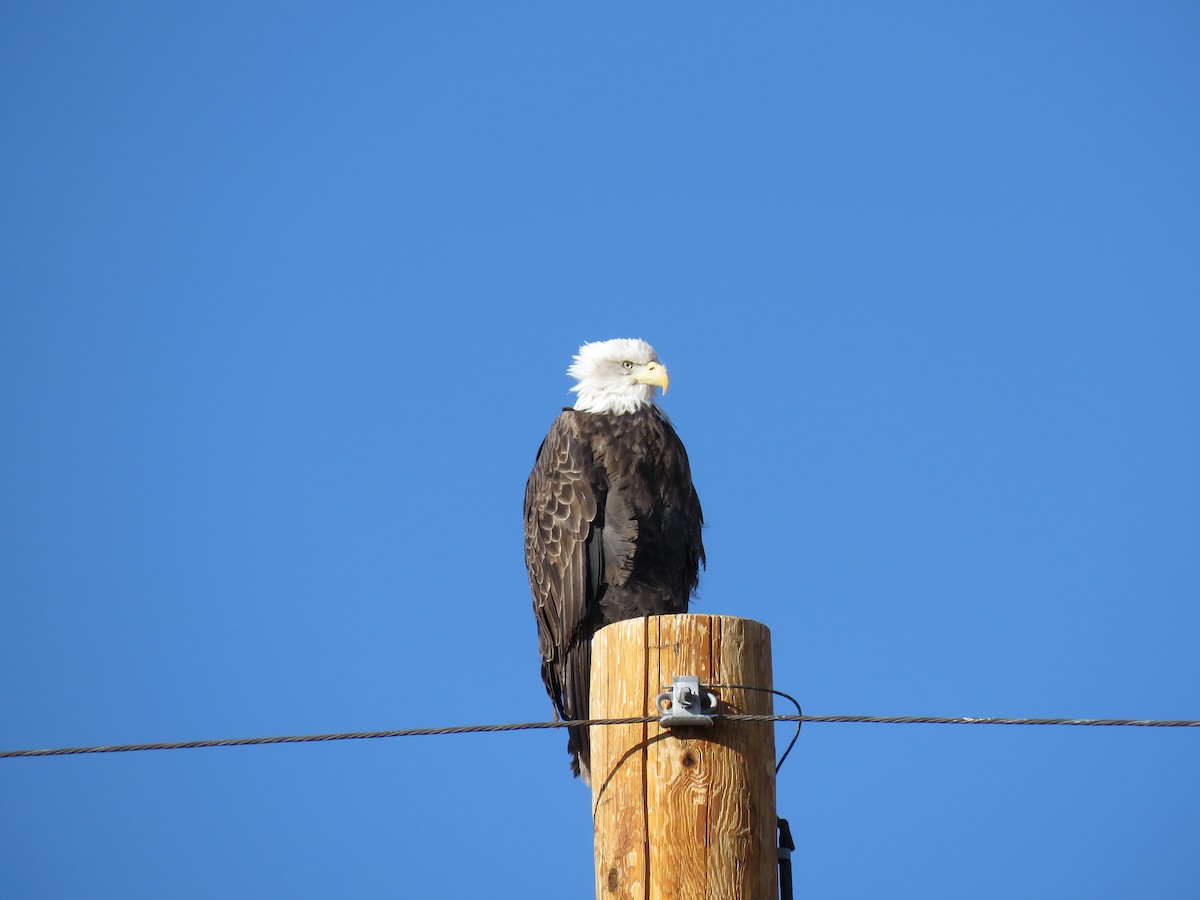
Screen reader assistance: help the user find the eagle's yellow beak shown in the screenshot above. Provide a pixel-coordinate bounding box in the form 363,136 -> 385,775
637,361 -> 670,394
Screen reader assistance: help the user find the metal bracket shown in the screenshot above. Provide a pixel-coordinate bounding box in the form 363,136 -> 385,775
656,676 -> 719,727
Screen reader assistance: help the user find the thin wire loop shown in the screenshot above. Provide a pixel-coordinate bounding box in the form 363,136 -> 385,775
706,683 -> 804,774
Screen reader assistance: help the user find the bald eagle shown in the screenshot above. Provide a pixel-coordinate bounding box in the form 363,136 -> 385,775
523,338 -> 705,782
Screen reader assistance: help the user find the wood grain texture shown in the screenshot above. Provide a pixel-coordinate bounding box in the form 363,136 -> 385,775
590,615 -> 776,899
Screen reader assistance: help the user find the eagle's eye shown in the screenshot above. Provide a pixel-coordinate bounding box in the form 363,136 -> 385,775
621,360 -> 634,370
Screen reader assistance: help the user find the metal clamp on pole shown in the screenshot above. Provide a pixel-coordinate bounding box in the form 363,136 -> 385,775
656,676 -> 719,727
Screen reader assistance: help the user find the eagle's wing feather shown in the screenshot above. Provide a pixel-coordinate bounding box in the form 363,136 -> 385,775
524,414 -> 599,748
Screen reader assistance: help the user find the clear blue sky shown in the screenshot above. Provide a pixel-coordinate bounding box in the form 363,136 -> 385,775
3,4 -> 1198,898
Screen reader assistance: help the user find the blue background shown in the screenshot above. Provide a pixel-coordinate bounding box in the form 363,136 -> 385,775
3,4 -> 1197,897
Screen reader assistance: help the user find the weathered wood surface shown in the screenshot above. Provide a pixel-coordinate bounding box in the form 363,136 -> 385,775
590,615 -> 777,899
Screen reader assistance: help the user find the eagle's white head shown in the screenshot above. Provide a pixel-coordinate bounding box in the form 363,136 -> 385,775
568,338 -> 669,415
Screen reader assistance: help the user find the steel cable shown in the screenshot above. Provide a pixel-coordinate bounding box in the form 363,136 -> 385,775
3,713 -> 1196,759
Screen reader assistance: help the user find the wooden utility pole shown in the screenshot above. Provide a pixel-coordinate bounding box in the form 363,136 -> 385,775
590,614 -> 777,899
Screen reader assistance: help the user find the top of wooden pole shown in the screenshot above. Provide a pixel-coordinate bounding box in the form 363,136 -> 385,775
589,614 -> 777,899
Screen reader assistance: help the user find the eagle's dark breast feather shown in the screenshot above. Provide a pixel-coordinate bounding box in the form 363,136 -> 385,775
523,405 -> 704,779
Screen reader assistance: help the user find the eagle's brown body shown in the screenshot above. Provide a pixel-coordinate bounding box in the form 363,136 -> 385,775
524,403 -> 704,780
